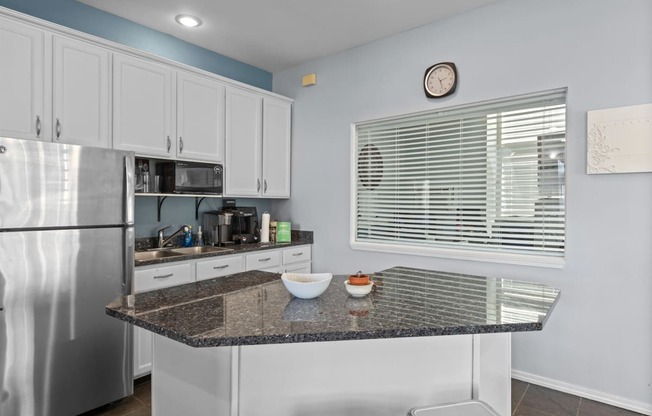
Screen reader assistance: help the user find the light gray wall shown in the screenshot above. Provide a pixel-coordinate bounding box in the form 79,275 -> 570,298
272,0 -> 652,408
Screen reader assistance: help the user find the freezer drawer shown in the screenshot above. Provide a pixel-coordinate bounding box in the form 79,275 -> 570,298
0,228 -> 132,416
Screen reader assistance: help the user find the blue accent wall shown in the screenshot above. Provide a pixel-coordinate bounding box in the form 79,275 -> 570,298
135,197 -> 272,239
0,0 -> 272,90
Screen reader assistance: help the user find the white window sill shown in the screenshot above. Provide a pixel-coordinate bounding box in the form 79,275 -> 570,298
350,240 -> 565,269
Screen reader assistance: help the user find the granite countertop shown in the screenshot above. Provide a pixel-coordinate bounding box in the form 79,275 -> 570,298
134,230 -> 313,267
106,266 -> 560,348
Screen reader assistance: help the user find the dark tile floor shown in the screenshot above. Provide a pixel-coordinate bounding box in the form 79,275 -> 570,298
82,377 -> 645,416
511,379 -> 644,416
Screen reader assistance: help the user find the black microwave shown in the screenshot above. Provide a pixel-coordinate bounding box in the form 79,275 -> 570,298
157,161 -> 223,195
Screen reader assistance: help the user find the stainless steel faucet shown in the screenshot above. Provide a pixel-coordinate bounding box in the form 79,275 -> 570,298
157,225 -> 188,248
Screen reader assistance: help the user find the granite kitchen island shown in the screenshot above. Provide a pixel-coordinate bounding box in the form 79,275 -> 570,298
107,266 -> 559,416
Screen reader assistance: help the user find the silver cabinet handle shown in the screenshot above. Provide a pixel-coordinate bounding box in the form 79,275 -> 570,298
264,179 -> 268,193
258,257 -> 271,262
55,118 -> 61,140
35,116 -> 41,138
167,136 -> 171,153
179,137 -> 184,153
0,145 -> 6,154
257,179 -> 261,192
213,265 -> 229,270
292,253 -> 303,257
154,273 -> 173,279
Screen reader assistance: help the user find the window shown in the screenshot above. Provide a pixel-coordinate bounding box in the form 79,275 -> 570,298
351,89 -> 566,267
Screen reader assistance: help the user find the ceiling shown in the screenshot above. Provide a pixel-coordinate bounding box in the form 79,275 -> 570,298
78,0 -> 500,73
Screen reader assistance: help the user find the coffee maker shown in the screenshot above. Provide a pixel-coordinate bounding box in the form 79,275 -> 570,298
228,207 -> 259,244
203,211 -> 234,246
203,207 -> 259,246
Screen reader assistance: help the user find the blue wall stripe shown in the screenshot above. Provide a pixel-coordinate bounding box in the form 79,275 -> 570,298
0,0 -> 272,90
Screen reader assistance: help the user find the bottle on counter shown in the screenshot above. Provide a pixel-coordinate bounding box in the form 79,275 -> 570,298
196,226 -> 204,246
142,161 -> 150,193
270,221 -> 277,243
183,225 -> 193,247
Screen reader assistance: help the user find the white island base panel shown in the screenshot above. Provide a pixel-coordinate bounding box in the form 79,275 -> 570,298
151,333 -> 511,416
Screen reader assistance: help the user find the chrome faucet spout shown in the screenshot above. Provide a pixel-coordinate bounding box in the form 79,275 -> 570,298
157,225 -> 188,248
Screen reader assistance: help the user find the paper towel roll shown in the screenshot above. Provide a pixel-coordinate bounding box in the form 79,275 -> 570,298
260,212 -> 270,243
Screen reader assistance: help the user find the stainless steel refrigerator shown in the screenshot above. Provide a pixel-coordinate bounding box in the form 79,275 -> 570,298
0,137 -> 135,415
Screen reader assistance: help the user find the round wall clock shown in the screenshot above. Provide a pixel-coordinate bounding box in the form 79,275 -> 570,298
424,62 -> 458,98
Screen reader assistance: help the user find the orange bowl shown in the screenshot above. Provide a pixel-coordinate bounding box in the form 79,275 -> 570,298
348,274 -> 370,285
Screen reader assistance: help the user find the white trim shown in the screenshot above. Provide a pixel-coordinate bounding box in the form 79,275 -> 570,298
512,370 -> 652,416
0,6 -> 292,104
230,346 -> 240,416
350,240 -> 565,269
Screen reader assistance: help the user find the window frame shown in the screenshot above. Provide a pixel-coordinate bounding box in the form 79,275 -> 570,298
349,89 -> 567,269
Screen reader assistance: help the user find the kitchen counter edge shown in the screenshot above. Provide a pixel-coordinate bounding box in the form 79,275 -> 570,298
134,230 -> 313,267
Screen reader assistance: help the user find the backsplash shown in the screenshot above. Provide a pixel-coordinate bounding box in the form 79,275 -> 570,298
134,197 -> 274,238
135,229 -> 313,250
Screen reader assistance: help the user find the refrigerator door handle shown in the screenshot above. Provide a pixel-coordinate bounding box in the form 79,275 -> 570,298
124,155 -> 135,225
123,226 -> 135,304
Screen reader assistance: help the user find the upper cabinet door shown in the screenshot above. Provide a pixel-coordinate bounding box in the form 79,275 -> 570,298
52,36 -> 110,148
113,53 -> 174,158
177,71 -> 225,162
262,98 -> 291,198
225,86 -> 262,197
0,16 -> 45,141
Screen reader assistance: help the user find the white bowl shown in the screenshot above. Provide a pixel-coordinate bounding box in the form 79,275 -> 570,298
281,273 -> 333,299
344,281 -> 373,297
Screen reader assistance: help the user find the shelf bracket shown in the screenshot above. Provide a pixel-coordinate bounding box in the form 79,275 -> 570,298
157,196 -> 168,222
195,197 -> 207,220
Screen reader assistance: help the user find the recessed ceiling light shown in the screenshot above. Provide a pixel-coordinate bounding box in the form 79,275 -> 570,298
175,14 -> 202,28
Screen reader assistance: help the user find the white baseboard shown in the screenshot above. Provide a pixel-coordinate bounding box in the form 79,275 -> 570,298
512,370 -> 652,416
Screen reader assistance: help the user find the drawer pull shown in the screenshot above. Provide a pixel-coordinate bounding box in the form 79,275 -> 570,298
213,265 -> 229,269
292,253 -> 303,257
153,273 -> 173,279
258,257 -> 271,262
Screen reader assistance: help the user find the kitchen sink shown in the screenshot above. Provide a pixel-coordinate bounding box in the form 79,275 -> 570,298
169,246 -> 234,255
134,250 -> 184,262
134,246 -> 233,265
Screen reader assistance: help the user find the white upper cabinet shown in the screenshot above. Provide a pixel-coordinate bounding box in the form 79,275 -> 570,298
262,98 -> 291,198
52,36 -> 110,148
113,53 -> 174,158
0,16 -> 45,141
225,86 -> 263,196
177,71 -> 225,162
225,87 -> 292,198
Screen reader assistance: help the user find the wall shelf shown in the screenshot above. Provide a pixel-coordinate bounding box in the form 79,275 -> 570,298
135,193 -> 222,221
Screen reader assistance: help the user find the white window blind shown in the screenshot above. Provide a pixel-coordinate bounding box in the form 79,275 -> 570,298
352,89 -> 566,263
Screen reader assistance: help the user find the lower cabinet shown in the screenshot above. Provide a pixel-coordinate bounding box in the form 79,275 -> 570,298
246,245 -> 312,274
196,254 -> 244,281
133,244 -> 311,378
133,262 -> 192,378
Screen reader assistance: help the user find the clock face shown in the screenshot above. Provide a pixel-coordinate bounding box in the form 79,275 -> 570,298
424,62 -> 457,98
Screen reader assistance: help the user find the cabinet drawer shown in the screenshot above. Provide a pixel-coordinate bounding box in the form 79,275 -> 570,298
284,262 -> 311,274
246,250 -> 281,271
196,255 -> 244,281
135,263 -> 192,293
283,246 -> 312,265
